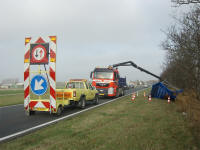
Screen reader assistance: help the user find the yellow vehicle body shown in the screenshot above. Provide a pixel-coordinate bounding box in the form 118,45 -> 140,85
28,79 -> 99,115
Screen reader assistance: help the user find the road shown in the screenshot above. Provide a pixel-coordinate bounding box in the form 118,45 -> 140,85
0,88 -> 143,140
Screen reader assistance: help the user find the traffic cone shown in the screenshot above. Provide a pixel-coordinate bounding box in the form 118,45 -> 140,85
168,96 -> 170,104
148,95 -> 152,102
131,93 -> 136,102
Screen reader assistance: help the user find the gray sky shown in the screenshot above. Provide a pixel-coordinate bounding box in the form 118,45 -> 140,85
0,0 -> 189,82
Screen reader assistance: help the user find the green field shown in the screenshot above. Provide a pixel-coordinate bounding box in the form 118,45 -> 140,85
0,94 -> 24,107
0,89 -> 23,95
0,89 -> 24,107
0,82 -> 65,107
0,90 -> 198,150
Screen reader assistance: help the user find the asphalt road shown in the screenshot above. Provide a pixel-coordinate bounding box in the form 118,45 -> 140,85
0,88 -> 143,140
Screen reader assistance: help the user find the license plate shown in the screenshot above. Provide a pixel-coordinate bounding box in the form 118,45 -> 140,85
99,93 -> 104,96
36,107 -> 47,111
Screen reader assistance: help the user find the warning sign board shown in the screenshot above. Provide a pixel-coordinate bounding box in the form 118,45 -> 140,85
30,43 -> 49,64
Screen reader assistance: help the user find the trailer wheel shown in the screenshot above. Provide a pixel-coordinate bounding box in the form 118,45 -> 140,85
57,106 -> 63,116
93,95 -> 99,105
78,97 -> 86,109
25,110 -> 35,116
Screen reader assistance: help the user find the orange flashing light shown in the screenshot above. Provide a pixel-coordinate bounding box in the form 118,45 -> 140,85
24,59 -> 29,63
50,58 -> 56,62
25,38 -> 31,45
50,36 -> 56,43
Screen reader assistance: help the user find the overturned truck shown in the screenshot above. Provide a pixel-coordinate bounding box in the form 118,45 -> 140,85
151,82 -> 183,100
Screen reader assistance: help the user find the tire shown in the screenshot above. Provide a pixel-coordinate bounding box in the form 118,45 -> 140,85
94,95 -> 99,105
116,90 -> 120,97
121,90 -> 124,96
25,110 -> 35,116
56,106 -> 63,116
78,97 -> 86,109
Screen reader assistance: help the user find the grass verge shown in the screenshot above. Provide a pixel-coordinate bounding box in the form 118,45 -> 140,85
0,89 -> 23,95
176,90 -> 200,147
0,94 -> 23,107
0,89 -> 198,150
0,89 -> 24,107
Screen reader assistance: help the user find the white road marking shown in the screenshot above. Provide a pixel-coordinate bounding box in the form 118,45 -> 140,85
0,104 -> 23,109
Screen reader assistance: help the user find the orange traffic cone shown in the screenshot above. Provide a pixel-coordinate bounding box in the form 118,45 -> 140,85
168,96 -> 170,104
148,95 -> 152,102
131,93 -> 136,102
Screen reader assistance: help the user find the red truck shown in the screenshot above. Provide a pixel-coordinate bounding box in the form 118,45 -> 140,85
90,66 -> 127,97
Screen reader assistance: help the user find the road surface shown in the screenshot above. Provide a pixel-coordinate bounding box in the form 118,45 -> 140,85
0,88 -> 145,140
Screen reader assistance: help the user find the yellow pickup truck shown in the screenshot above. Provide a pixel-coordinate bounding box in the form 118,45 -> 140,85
55,79 -> 99,115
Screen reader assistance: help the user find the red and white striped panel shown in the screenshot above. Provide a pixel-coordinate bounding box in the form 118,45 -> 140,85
24,38 -> 31,110
49,36 -> 57,112
24,36 -> 57,112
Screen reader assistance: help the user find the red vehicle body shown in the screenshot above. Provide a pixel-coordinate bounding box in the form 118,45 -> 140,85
90,67 -> 126,97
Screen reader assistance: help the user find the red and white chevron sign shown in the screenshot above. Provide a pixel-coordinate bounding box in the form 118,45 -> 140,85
24,36 -> 57,113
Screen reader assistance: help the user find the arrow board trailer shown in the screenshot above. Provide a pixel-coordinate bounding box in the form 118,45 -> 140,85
24,36 -> 67,116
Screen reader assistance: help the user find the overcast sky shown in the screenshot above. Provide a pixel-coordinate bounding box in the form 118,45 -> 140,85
0,0 -> 190,83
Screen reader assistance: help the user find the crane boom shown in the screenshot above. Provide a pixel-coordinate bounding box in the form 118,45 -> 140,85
112,61 -> 162,80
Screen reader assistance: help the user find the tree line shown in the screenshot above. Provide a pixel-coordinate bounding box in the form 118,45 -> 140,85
161,5 -> 200,100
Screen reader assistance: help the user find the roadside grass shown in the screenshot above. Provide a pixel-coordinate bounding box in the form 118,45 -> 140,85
0,89 -> 23,95
0,94 -> 24,107
0,89 -> 24,107
0,83 -> 65,107
176,90 -> 200,146
0,89 -> 198,150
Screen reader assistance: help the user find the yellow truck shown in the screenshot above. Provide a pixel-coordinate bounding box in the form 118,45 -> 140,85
55,79 -> 99,115
27,79 -> 99,116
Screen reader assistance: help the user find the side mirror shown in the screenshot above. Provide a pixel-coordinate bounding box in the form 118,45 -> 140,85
65,81 -> 68,88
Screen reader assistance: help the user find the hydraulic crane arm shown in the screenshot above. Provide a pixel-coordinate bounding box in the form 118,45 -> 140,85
112,61 -> 162,80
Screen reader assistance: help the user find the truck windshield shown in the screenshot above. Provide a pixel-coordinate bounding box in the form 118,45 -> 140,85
94,72 -> 113,79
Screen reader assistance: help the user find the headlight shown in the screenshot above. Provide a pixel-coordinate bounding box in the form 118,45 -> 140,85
108,87 -> 114,94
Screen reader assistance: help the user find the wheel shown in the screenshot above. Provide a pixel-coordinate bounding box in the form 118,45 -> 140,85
116,90 -> 120,97
121,90 -> 125,96
25,110 -> 35,116
93,95 -> 99,105
56,106 -> 63,116
78,97 -> 86,109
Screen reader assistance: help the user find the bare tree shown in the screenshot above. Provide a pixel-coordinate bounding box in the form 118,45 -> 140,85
161,6 -> 200,100
172,0 -> 200,5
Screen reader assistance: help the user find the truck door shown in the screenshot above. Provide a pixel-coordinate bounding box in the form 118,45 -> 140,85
85,83 -> 94,100
88,83 -> 96,100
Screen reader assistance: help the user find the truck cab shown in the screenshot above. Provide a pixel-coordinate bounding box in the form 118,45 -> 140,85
90,67 -> 126,97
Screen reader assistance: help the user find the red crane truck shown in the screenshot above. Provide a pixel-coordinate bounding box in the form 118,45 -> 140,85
90,66 -> 127,97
